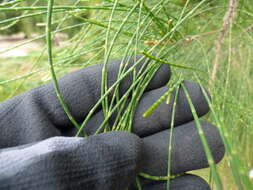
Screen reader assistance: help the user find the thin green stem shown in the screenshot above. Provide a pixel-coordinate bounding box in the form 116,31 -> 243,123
167,84 -> 180,190
181,82 -> 223,190
46,0 -> 80,132
0,6 -> 128,12
142,52 -> 204,72
0,0 -> 25,7
139,172 -> 184,181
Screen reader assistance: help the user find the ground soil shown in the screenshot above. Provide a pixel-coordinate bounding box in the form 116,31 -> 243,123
0,33 -> 41,58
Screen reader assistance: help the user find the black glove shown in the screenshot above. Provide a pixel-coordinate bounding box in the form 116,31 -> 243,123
0,55 -> 225,190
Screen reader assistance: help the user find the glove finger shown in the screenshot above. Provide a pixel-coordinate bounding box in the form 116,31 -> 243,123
140,121 -> 225,176
131,174 -> 210,190
131,80 -> 210,137
0,131 -> 142,190
0,55 -> 171,148
67,80 -> 209,137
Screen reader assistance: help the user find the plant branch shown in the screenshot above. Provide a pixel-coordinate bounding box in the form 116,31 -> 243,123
46,0 -> 81,132
210,0 -> 238,86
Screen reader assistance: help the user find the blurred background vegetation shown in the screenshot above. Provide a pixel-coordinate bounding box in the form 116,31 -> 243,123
0,0 -> 253,189
0,0 -> 91,36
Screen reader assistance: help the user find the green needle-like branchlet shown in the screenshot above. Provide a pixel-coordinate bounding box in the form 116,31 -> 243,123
139,172 -> 184,181
181,82 -> 223,190
143,79 -> 182,118
142,52 -> 204,72
46,0 -> 81,132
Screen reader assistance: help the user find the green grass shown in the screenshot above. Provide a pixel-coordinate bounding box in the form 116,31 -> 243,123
0,0 -> 253,189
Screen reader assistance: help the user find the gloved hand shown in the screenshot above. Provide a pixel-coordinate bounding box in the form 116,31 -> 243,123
0,55 -> 225,190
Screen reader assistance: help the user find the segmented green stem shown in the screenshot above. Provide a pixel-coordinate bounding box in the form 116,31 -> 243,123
135,176 -> 142,190
46,0 -> 80,131
196,76 -> 253,189
142,52 -> 204,72
166,84 -> 180,190
181,83 -> 223,190
139,172 -> 184,181
0,6 -> 128,12
0,0 -> 25,7
94,63 -> 156,134
143,79 -> 182,118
